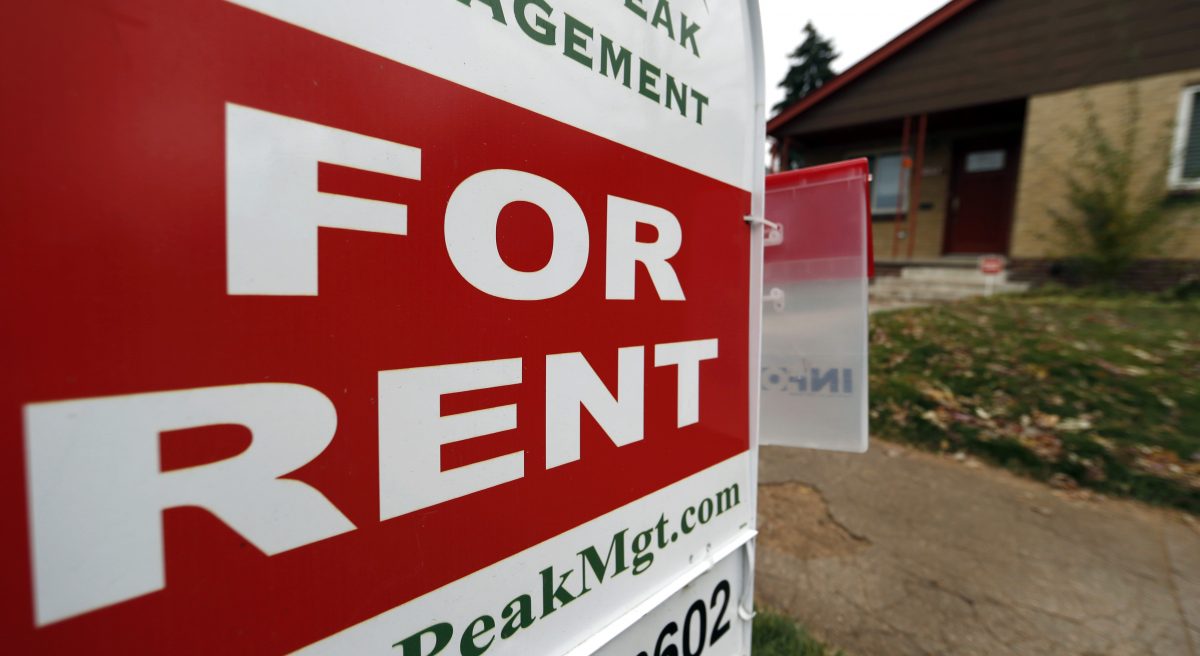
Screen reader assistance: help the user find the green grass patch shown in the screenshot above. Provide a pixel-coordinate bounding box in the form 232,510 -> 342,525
869,293 -> 1200,512
752,610 -> 845,656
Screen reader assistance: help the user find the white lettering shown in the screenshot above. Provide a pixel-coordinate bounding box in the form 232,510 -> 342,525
378,358 -> 523,520
24,384 -> 353,626
605,195 -> 684,300
444,169 -> 589,300
226,103 -> 421,296
545,347 -> 644,468
654,338 -> 718,427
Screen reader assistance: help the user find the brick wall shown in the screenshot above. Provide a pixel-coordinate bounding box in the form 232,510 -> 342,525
1008,258 -> 1200,291
1011,69 -> 1200,260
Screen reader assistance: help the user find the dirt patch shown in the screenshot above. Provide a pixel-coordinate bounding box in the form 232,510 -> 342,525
758,481 -> 870,559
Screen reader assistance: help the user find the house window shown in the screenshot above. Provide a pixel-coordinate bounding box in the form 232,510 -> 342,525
1169,84 -> 1200,190
869,153 -> 909,214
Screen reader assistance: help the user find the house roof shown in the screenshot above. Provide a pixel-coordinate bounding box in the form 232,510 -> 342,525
767,0 -> 981,135
767,0 -> 1200,138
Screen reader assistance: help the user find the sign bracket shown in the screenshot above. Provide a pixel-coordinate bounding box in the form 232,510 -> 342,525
744,214 -> 784,246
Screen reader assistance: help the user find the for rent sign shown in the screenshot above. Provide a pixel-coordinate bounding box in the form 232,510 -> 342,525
2,1 -> 763,654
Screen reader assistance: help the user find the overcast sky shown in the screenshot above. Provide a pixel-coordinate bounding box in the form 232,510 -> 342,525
759,0 -> 948,114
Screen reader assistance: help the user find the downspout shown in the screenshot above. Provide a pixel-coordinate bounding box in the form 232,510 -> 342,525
890,115 -> 912,258
906,113 -> 928,259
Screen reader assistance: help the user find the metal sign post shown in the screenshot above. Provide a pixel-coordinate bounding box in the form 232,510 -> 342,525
1,1 -> 765,654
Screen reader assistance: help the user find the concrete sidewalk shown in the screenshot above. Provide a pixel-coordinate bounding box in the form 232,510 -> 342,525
755,442 -> 1200,656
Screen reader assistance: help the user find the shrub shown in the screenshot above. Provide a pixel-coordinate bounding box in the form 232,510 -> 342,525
1048,89 -> 1182,284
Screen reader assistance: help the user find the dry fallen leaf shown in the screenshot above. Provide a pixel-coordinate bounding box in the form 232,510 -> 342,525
1021,433 -> 1064,461
921,410 -> 948,430
1032,411 -> 1061,430
1048,472 -> 1078,490
1059,417 -> 1093,432
917,382 -> 962,410
1122,345 -> 1164,364
1096,359 -> 1149,377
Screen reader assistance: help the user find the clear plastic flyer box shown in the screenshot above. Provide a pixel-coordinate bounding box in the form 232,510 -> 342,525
760,160 -> 872,452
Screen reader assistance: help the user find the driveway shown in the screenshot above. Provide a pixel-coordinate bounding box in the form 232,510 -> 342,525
756,442 -> 1200,655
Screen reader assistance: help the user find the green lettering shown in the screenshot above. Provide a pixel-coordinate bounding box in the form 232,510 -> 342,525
578,529 -> 629,593
563,14 -> 593,68
623,0 -> 647,20
539,566 -> 578,617
665,75 -> 688,117
600,36 -> 632,88
680,13 -> 701,57
500,594 -> 536,640
682,506 -> 697,533
393,622 -> 453,656
650,0 -> 675,39
638,58 -> 661,103
456,0 -> 506,25
514,0 -> 555,45
460,615 -> 495,656
655,514 -> 670,549
716,483 -> 740,514
631,528 -> 655,575
691,88 -> 709,125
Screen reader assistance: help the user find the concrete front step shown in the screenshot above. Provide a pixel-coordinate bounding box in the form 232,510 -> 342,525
870,287 -> 1020,303
872,275 -> 1027,289
899,265 -> 1009,284
868,299 -> 928,313
872,278 -> 1029,293
870,277 -> 1029,303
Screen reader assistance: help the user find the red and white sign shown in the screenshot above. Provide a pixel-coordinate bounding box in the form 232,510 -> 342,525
979,256 -> 1006,276
1,1 -> 763,654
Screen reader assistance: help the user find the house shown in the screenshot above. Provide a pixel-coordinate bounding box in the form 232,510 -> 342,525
767,0 -> 1200,288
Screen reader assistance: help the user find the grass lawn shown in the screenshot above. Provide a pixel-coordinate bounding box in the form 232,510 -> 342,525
869,292 -> 1200,512
752,610 -> 845,656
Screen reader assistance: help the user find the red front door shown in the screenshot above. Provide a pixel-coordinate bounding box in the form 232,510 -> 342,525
943,135 -> 1021,254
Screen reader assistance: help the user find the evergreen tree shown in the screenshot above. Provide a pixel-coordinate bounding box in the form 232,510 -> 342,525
774,22 -> 839,113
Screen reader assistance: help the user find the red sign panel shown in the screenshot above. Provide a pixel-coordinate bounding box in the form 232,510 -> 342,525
1,2 -> 751,653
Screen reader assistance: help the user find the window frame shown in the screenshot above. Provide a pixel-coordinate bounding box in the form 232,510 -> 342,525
1168,83 -> 1200,191
864,151 -> 910,215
